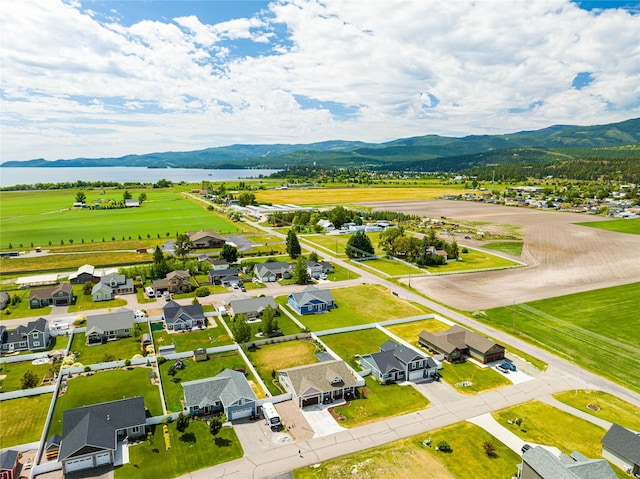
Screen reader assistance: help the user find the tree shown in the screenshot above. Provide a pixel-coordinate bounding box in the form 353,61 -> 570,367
153,245 -> 165,264
231,315 -> 252,343
21,370 -> 40,389
379,227 -> 404,254
286,230 -> 301,259
221,243 -> 238,263
132,323 -> 142,339
345,231 -> 375,258
436,440 -> 452,453
209,415 -> 223,440
82,281 -> 94,295
261,305 -> 278,335
483,440 -> 496,457
445,239 -> 459,260
328,205 -> 350,228
123,190 -> 133,200
174,234 -> 194,260
308,251 -> 319,262
75,191 -> 86,203
138,192 -> 147,204
176,412 -> 190,435
293,256 -> 310,284
238,192 -> 255,207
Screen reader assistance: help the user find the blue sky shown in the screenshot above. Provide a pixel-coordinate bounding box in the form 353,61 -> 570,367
1,0 -> 638,161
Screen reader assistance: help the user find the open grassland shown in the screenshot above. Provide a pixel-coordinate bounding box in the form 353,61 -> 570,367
300,232 -> 385,256
483,282 -> 640,392
0,359 -> 57,392
116,420 -> 243,479
358,257 -> 426,276
438,360 -> 511,394
320,328 -> 394,370
1,251 -> 152,274
255,186 -> 463,206
152,323 -> 234,352
49,367 -> 163,436
576,217 -> 640,234
553,390 -> 640,431
0,188 -> 241,249
247,340 -> 320,395
0,394 -> 52,447
294,421 -> 519,479
481,241 -> 524,256
384,317 -> 451,345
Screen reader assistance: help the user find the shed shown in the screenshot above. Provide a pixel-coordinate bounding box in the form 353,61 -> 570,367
194,348 -> 208,362
141,333 -> 152,351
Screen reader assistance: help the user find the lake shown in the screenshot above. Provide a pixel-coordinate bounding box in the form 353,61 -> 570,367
0,167 -> 281,187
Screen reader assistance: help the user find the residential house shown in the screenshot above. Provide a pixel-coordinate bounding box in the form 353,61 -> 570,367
91,273 -> 134,302
85,309 -> 134,345
418,325 -> 505,364
182,369 -> 257,420
45,434 -> 61,460
69,264 -> 101,284
601,423 -> 640,476
226,295 -> 278,319
162,300 -> 205,331
317,219 -> 335,231
153,270 -> 192,294
58,397 -> 146,475
519,446 -> 617,479
306,260 -> 333,279
0,449 -> 19,479
0,317 -> 51,354
0,292 -> 9,310
279,360 -> 360,408
187,230 -> 226,249
208,268 -> 241,286
29,283 -> 74,308
359,340 -> 439,383
210,260 -> 230,270
288,286 -> 335,315
253,262 -> 293,282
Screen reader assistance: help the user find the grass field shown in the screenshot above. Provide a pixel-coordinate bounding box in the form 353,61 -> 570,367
358,257 -> 426,276
438,360 -> 511,394
427,248 -> 521,273
152,323 -> 234,352
553,390 -> 640,431
116,420 -> 243,479
482,282 -> 640,392
0,394 -> 52,447
300,232 -> 384,256
0,188 -> 241,249
320,328 -> 393,370
384,318 -> 451,345
576,218 -> 640,235
481,241 -> 523,256
70,332 -> 142,365
1,251 -> 152,275
0,359 -> 57,392
48,367 -> 163,436
294,421 -> 519,479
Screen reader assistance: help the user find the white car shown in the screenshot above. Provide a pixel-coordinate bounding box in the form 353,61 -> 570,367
319,273 -> 328,280
134,310 -> 147,319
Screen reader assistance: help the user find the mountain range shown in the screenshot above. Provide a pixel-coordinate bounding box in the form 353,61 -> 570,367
2,118 -> 638,172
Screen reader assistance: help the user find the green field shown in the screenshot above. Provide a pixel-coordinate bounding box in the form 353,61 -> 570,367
553,390 -> 640,431
0,359 -> 58,392
384,318 -> 451,345
300,232 -> 385,257
153,323 -> 234,352
576,218 -> 640,234
482,282 -> 640,392
69,332 -> 143,365
0,394 -> 53,447
357,257 -> 426,276
481,241 -> 524,256
0,188 -> 241,249
438,360 -> 511,394
427,248 -> 520,273
320,328 -> 393,370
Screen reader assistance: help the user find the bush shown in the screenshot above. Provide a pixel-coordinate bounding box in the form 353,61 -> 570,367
157,356 -> 166,365
483,440 -> 496,457
437,440 -> 452,453
124,359 -> 132,367
83,366 -> 91,372
195,286 -> 210,297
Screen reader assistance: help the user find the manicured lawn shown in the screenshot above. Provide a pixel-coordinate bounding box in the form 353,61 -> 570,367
320,328 -> 394,370
0,359 -> 58,392
553,390 -> 640,431
115,419 -> 243,479
70,332 -> 143,365
576,218 -> 640,235
331,376 -> 429,427
0,394 -> 53,447
438,360 -> 511,394
358,257 -> 426,276
482,282 -> 640,392
482,241 -> 523,256
384,318 -> 451,346
159,350 -> 263,413
294,421 -> 519,479
153,323 -> 234,353
49,367 -> 163,436
286,284 -> 431,331
0,334 -> 69,358
68,286 -> 128,313
300,232 -> 384,257
326,262 -> 360,281
0,289 -> 51,319
427,248 -> 520,273
224,312 -> 302,341
247,340 -> 321,395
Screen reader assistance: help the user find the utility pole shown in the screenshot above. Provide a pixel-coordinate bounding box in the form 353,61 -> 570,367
512,301 -> 516,332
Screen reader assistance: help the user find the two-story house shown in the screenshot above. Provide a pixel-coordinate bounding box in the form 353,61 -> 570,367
0,317 -> 51,354
359,340 -> 439,383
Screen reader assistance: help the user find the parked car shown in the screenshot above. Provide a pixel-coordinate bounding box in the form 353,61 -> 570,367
134,310 -> 147,319
496,365 -> 509,373
252,277 -> 260,284
164,291 -> 171,301
501,358 -> 517,371
319,273 -> 328,280
522,444 -> 531,454
145,286 -> 155,297
231,283 -> 239,289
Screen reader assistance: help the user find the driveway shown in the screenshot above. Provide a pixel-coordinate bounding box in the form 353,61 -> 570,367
300,402 -> 347,438
411,379 -> 464,407
233,417 -> 293,456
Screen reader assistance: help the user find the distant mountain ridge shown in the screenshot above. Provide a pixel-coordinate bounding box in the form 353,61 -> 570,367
2,118 -> 638,171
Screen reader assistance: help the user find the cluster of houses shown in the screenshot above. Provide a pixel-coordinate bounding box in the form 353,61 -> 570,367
0,317 -> 51,355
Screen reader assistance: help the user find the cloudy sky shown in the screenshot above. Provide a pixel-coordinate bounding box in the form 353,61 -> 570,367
1,0 -> 638,161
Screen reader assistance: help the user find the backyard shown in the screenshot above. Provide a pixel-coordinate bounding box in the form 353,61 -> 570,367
0,394 -> 52,447
69,332 -> 143,365
0,359 -> 59,392
438,360 -> 511,395
152,322 -> 234,352
319,328 -> 394,370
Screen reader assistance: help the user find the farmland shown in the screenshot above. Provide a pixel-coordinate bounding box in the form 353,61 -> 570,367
576,217 -> 640,234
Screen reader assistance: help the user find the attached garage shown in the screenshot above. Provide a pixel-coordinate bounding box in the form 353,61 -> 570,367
229,407 -> 253,420
64,456 -> 94,473
95,452 -> 111,466
302,396 -> 319,407
409,369 -> 424,381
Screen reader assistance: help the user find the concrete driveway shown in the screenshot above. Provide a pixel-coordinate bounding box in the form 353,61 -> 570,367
300,402 -> 347,438
233,418 -> 293,456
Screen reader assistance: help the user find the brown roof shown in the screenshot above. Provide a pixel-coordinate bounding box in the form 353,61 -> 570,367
166,270 -> 190,280
188,230 -> 225,242
280,360 -> 358,396
419,325 -> 502,355
29,283 -> 72,300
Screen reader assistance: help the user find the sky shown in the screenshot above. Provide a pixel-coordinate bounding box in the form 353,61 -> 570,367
1,0 -> 639,161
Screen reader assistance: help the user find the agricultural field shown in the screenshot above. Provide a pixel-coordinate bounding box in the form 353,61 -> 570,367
481,241 -> 524,256
0,394 -> 53,447
482,282 -> 640,392
576,217 -> 640,234
1,251 -> 152,275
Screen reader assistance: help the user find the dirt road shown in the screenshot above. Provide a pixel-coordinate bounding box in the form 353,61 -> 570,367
358,200 -> 640,310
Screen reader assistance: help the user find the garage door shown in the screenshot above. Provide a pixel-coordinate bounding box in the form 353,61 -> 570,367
64,456 -> 94,473
95,452 -> 111,466
230,407 -> 253,420
302,396 -> 319,407
409,370 -> 423,381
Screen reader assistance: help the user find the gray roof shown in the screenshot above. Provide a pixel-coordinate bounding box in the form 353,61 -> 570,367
280,360 -> 358,396
289,285 -> 334,308
255,262 -> 292,276
163,300 -> 205,324
100,273 -> 127,285
365,340 -> 436,375
228,296 -> 277,315
419,324 -> 503,355
59,397 -> 146,461
0,291 -> 11,309
86,308 -> 134,335
182,369 -> 257,410
0,449 -> 19,471
46,433 -> 62,449
602,423 -> 640,464
523,446 -> 616,479
2,317 -> 49,346
92,282 -> 113,295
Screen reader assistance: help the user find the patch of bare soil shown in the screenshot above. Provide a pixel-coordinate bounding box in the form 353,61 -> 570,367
358,200 -> 640,310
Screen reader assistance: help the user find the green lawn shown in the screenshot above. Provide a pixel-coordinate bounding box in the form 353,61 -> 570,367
553,390 -> 640,431
300,232 -> 385,257
68,285 -> 128,313
70,332 -> 143,365
482,241 -> 523,256
0,394 -> 53,448
49,367 -> 163,436
357,257 -> 426,277
384,318 -> 451,345
331,376 -> 429,427
1,251 -> 152,275
438,360 -> 511,395
294,422 -> 519,479
1,289 -> 51,319
0,334 -> 69,357
576,218 -> 640,235
153,323 -> 234,353
320,328 -> 394,370
115,419 -> 243,479
224,311 -> 302,341
428,248 -> 520,273
159,351 -> 262,413
326,262 -> 360,281
282,284 -> 431,331
482,282 -> 640,392
0,359 -> 58,392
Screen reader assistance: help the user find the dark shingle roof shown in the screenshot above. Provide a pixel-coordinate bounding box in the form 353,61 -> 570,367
602,423 -> 640,465
0,449 -> 19,471
290,286 -> 334,308
228,296 -> 276,315
523,446 -> 617,479
182,369 -> 257,410
419,324 -> 503,355
162,300 -> 205,325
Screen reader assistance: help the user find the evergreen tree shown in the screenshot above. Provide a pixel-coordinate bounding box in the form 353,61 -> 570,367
286,230 -> 301,259
176,413 -> 190,435
221,244 -> 238,263
293,256 -> 310,284
261,305 -> 278,335
345,231 -> 375,258
21,370 -> 40,389
231,315 -> 252,343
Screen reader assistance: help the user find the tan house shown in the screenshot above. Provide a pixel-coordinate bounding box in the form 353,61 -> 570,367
187,230 -> 226,249
418,325 -> 505,364
153,270 -> 192,294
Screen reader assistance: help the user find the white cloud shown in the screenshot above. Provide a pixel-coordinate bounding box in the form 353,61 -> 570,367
1,0 -> 638,161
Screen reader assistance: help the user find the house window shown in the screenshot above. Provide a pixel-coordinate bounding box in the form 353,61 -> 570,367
130,425 -> 141,434
33,341 -> 41,347
124,329 -> 130,334
19,342 -> 27,348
